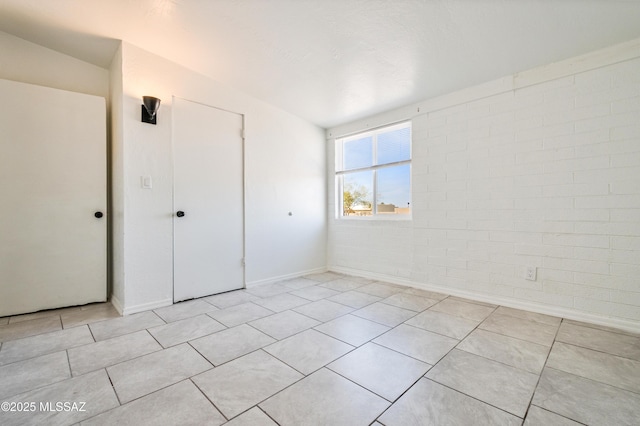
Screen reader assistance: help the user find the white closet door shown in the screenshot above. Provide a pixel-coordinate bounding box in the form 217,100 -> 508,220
172,97 -> 244,302
0,79 -> 106,317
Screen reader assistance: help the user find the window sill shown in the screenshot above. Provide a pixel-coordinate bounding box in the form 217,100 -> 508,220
337,215 -> 412,221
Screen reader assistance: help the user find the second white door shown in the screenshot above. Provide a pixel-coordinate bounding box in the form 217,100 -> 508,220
172,97 -> 244,302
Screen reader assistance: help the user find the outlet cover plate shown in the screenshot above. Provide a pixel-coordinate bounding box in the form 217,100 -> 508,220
525,266 -> 537,281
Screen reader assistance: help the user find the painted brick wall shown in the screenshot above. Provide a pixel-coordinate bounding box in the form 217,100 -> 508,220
328,48 -> 640,330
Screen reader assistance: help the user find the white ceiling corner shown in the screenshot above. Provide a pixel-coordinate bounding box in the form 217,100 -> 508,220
1,0 -> 640,128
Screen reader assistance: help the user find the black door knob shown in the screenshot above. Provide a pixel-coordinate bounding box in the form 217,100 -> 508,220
94,211 -> 104,218
176,211 -> 185,217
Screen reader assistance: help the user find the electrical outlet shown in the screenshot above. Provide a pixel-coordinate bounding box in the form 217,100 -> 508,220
525,266 -> 537,281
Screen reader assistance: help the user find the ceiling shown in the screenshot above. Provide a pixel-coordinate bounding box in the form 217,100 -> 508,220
1,0 -> 640,128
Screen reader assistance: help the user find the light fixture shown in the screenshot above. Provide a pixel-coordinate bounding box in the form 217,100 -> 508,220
141,96 -> 161,124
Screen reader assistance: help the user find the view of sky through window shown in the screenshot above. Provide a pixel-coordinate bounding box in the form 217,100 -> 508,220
337,122 -> 411,216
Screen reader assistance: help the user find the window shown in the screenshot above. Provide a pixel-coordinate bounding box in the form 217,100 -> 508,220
336,122 -> 411,217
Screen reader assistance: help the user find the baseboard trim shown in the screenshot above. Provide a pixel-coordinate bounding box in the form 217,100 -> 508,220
330,266 -> 640,334
109,294 -> 124,315
118,298 -> 173,316
246,266 -> 328,288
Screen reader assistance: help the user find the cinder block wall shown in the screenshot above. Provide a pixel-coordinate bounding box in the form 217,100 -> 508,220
328,43 -> 640,331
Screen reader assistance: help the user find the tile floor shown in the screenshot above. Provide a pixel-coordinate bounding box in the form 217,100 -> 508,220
1,272 -> 639,425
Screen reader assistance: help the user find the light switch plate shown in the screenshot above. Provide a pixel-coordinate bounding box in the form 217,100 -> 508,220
141,176 -> 152,189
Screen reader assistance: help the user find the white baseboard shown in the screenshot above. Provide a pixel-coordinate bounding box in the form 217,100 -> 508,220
117,298 -> 173,316
330,266 -> 640,334
111,267 -> 329,315
246,266 -> 328,288
109,294 -> 124,315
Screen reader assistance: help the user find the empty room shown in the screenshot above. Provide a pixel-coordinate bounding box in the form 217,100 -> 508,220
1,1 -> 639,425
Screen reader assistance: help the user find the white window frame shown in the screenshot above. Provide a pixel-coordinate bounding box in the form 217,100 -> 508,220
335,121 -> 412,220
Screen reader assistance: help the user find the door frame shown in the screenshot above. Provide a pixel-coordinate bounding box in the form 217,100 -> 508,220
171,96 -> 247,302
0,78 -> 107,316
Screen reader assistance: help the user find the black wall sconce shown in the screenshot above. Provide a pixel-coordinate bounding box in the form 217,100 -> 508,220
141,96 -> 161,125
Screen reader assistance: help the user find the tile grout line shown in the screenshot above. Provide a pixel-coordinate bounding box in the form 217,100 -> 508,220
3,275 -> 638,424
543,364 -> 640,397
555,323 -> 640,362
188,377 -> 229,422
519,315 -> 565,422
256,405 -> 282,426
421,377 -> 527,420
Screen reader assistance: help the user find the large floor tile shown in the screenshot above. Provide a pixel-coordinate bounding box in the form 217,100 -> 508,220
524,406 -> 582,426
328,290 -> 382,308
224,407 -> 278,426
314,314 -> 390,346
429,298 -> 495,321
0,325 -> 93,366
0,350 -> 70,399
373,324 -> 457,365
355,282 -> 403,298
457,328 -> 550,374
546,341 -> 640,393
380,293 -> 438,312
480,311 -> 558,346
89,311 -> 165,341
8,305 -> 79,324
2,370 -> 119,426
495,306 -> 561,326
556,321 -> 640,361
405,309 -> 479,339
351,302 -> 416,327
68,330 -> 162,376
341,275 -> 376,285
190,323 -> 275,366
290,285 -> 340,301
153,300 -> 218,323
203,290 -> 259,309
60,303 -> 120,329
264,329 -> 353,375
379,378 -> 522,426
260,368 -> 389,426
532,368 -> 640,425
107,343 -> 211,403
328,343 -> 429,401
279,277 -> 318,290
426,349 -> 538,417
249,310 -> 320,340
447,296 -> 497,308
208,302 -> 275,328
319,278 -> 366,292
245,283 -> 290,298
293,299 -> 354,322
304,271 -> 343,282
192,350 -> 303,419
563,318 -> 640,337
148,314 -> 225,348
81,380 -> 225,426
0,315 -> 61,343
402,287 -> 448,300
252,293 -> 310,312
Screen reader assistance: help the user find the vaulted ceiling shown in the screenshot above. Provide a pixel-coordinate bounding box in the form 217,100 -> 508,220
2,0 -> 640,128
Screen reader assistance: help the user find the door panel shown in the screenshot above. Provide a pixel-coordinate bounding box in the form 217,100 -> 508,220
0,79 -> 106,317
172,97 -> 244,302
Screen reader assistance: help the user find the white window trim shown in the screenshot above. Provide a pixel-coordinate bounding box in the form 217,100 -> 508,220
336,121 -> 412,220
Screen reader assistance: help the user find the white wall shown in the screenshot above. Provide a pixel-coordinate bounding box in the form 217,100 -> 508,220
113,42 -> 326,314
109,44 -> 125,311
328,39 -> 640,332
0,31 -> 108,98
1,30 -> 112,307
